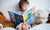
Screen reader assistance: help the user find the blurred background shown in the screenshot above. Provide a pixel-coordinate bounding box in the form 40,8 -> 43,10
0,0 -> 50,20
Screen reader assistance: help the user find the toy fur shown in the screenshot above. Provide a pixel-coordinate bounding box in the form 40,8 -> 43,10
0,12 -> 15,28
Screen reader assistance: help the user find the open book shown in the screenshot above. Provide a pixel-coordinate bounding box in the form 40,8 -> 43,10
8,7 -> 37,25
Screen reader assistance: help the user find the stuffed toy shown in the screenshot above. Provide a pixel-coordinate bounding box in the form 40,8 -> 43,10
31,9 -> 49,28
0,12 -> 15,28
2,23 -> 15,28
36,9 -> 49,19
35,9 -> 50,24
0,12 -> 8,23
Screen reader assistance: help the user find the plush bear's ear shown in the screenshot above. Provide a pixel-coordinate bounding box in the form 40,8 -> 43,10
0,12 -> 3,16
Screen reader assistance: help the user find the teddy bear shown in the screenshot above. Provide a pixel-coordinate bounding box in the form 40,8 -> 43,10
0,12 -> 8,23
31,9 -> 49,28
0,12 -> 15,28
35,9 -> 49,24
36,9 -> 50,24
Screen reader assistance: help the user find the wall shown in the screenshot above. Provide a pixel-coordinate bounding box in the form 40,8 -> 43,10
0,0 -> 50,20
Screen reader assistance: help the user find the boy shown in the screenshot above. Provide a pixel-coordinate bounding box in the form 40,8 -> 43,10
19,0 -> 29,12
16,0 -> 31,30
17,0 -> 42,30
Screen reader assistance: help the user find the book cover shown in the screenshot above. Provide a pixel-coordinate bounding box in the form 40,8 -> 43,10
8,7 -> 37,25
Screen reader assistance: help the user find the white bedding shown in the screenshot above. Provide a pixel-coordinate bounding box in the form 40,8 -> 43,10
28,23 -> 50,30
0,23 -> 50,30
0,27 -> 16,30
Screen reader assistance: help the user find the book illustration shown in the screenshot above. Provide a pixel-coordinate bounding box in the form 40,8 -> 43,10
8,11 -> 16,21
23,7 -> 36,25
8,11 -> 23,25
23,14 -> 28,22
14,13 -> 23,25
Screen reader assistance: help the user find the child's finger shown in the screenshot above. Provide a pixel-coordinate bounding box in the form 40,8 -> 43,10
19,23 -> 23,30
20,23 -> 23,25
23,22 -> 26,25
19,23 -> 23,27
23,23 -> 28,28
25,23 -> 28,26
24,22 -> 27,26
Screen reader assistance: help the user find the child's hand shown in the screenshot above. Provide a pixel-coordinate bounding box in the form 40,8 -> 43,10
19,23 -> 23,30
23,23 -> 28,30
19,23 -> 28,30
